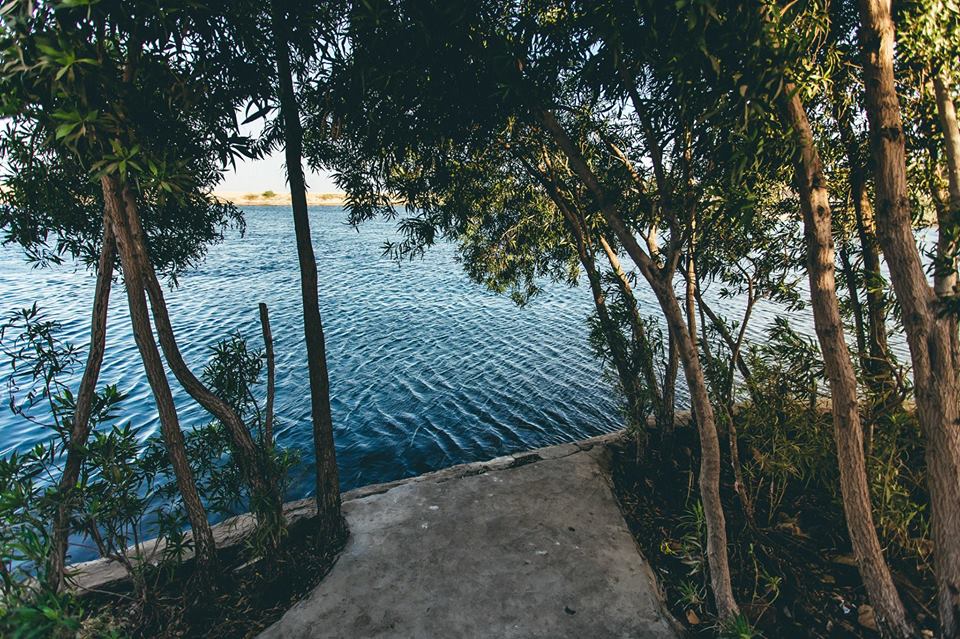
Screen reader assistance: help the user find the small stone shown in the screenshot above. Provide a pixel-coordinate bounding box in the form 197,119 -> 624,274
921,631 -> 934,638
858,604 -> 879,632
564,606 -> 576,615
685,609 -> 701,625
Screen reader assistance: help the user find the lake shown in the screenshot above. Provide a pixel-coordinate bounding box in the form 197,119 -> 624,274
0,206 -> 629,502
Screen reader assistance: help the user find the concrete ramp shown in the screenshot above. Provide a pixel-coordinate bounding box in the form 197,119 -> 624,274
259,437 -> 679,639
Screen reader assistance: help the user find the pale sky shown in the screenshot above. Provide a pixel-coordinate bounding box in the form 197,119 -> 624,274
217,151 -> 340,194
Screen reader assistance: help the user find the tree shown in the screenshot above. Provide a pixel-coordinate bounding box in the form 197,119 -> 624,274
0,0 -> 281,579
267,0 -> 345,540
857,1 -> 960,634
325,0 -> 740,617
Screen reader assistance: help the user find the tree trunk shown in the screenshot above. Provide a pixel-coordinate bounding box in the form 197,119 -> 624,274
933,73 -> 960,299
578,230 -> 641,421
858,3 -> 960,634
114,188 -> 282,533
101,175 -> 217,574
837,245 -> 874,454
779,86 -> 914,638
831,78 -> 895,395
839,243 -> 868,359
272,0 -> 344,539
686,252 -> 698,346
541,186 -> 643,422
535,109 -> 739,619
662,328 -> 678,433
260,303 -> 276,447
649,274 -> 738,620
598,234 -> 664,418
48,214 -> 115,591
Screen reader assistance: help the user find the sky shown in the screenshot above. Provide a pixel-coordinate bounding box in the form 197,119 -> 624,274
217,151 -> 340,194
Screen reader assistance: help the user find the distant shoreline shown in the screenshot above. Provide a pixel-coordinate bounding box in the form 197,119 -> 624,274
213,190 -> 347,207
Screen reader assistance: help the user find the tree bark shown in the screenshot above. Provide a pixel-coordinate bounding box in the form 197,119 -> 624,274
535,109 -> 739,619
272,0 -> 344,539
857,3 -> 960,634
575,225 -> 641,421
113,189 -> 282,532
933,73 -> 960,299
831,78 -> 895,394
48,213 -> 115,591
101,175 -> 217,574
111,169 -> 285,546
778,86 -> 914,638
662,328 -> 678,434
839,243 -> 868,359
260,303 -> 276,447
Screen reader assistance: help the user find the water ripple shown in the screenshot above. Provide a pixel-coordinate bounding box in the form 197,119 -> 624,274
1,206 -> 917,565
0,207 -> 623,525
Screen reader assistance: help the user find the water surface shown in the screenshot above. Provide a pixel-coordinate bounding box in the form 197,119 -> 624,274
0,206 -> 624,502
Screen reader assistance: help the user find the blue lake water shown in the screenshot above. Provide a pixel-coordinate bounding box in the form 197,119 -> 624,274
1,206 -> 628,504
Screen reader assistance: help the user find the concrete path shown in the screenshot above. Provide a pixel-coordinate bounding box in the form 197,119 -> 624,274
259,436 -> 679,639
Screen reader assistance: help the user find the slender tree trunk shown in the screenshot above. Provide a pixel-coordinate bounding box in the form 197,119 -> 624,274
101,175 -> 217,574
693,269 -> 756,525
853,187 -> 895,389
779,87 -> 914,638
838,245 -> 874,454
515,156 -> 646,421
832,80 -> 894,394
858,4 -> 960,634
260,303 -> 276,447
272,0 -> 344,539
695,293 -> 755,396
48,215 -> 115,591
662,331 -> 678,434
839,244 -> 868,358
649,274 -> 738,619
579,231 -> 640,420
686,248 -> 698,346
137,259 -> 272,498
555,199 -> 642,422
115,189 -> 282,533
598,234 -> 664,418
536,109 -> 738,619
933,73 -> 960,299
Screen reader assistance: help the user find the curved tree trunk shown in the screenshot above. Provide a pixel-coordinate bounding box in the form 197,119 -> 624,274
517,156 -> 649,425
564,209 -> 642,422
101,175 -> 217,574
857,3 -> 960,634
271,0 -> 344,540
535,109 -> 739,619
115,187 -> 282,536
779,87 -> 914,638
48,214 -> 115,591
647,274 -> 738,619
